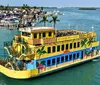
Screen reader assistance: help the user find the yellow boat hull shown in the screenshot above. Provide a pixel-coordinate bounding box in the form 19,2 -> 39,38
0,54 -> 100,79
0,65 -> 38,79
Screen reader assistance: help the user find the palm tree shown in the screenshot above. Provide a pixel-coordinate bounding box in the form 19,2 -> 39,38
0,5 -> 4,10
41,15 -> 48,26
21,4 -> 30,9
36,46 -> 46,72
81,38 -> 88,58
87,37 -> 94,57
81,38 -> 87,48
50,15 -> 60,28
81,38 -> 94,48
81,38 -> 94,57
87,37 -> 94,46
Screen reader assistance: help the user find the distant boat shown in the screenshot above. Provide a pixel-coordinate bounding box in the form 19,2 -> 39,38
53,10 -> 65,15
9,28 -> 13,30
1,17 -> 19,23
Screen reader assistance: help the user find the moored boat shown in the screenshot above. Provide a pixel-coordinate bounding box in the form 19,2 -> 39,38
0,26 -> 100,79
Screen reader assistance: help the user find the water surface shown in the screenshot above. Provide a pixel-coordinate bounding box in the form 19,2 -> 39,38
0,8 -> 100,85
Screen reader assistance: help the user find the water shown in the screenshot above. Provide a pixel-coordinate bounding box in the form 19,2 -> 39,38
0,7 -> 100,85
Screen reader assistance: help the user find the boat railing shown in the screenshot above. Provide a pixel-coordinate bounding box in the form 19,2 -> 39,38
4,41 -> 13,55
28,38 -> 56,45
4,41 -> 21,57
14,36 -> 28,45
79,32 -> 96,39
57,35 -> 79,42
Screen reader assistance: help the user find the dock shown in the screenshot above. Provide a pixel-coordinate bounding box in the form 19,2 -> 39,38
0,22 -> 19,28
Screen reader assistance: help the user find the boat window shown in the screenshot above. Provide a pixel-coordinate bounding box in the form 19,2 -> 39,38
57,45 -> 60,52
61,44 -> 64,51
48,32 -> 52,36
69,55 -> 72,60
52,46 -> 56,53
61,56 -> 64,63
70,43 -> 72,49
66,44 -> 68,50
47,47 -> 51,53
77,42 -> 80,47
65,55 -> 68,61
74,42 -> 76,48
22,32 -> 25,36
47,60 -> 51,66
73,54 -> 76,59
43,32 -> 46,37
52,58 -> 56,65
22,32 -> 30,37
34,33 -> 37,38
77,53 -> 79,58
57,57 -> 60,64
81,51 -> 83,59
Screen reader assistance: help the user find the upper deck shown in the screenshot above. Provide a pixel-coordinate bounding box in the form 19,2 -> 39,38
17,27 -> 96,45
9,26 -> 99,60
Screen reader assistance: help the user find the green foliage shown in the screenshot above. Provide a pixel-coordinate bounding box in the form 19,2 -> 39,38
36,60 -> 46,67
37,46 -> 46,56
0,5 -> 4,10
41,7 -> 43,10
36,46 -> 46,66
21,4 -> 30,9
84,50 -> 93,56
81,38 -> 87,47
87,38 -> 94,46
50,15 -> 60,28
81,38 -> 94,48
41,60 -> 46,65
41,15 -> 49,26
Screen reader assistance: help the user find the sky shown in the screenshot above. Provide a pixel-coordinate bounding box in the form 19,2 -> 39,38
0,0 -> 100,7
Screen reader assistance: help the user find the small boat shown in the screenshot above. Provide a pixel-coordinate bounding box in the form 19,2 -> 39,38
0,26 -> 100,79
53,10 -> 65,15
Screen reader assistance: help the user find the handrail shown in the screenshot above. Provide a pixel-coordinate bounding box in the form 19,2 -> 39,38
17,54 -> 26,60
4,47 -> 13,57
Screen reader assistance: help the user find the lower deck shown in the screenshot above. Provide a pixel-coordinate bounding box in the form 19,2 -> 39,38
0,49 -> 100,79
36,47 -> 97,69
37,52 -> 100,76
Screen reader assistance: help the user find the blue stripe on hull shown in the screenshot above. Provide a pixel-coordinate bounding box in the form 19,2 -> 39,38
37,47 -> 97,67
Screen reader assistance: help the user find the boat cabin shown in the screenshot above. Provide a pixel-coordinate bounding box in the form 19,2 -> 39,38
19,27 -> 55,45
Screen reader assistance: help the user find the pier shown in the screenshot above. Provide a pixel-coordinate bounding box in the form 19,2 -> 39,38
0,22 -> 19,28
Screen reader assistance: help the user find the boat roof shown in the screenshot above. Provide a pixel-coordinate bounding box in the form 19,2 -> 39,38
19,27 -> 54,33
